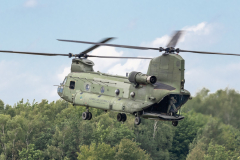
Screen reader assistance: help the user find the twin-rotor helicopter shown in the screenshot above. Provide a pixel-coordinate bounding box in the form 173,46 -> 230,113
1,31 -> 239,126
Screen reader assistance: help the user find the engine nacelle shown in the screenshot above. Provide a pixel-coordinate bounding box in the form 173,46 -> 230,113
128,71 -> 157,85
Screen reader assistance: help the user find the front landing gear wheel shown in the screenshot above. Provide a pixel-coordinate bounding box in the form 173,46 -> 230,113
82,112 -> 89,120
117,113 -> 122,122
135,117 -> 141,125
172,121 -> 178,126
87,112 -> 92,120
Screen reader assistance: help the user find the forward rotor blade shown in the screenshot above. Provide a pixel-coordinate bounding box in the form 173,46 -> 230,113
179,49 -> 240,56
57,39 -> 159,51
0,50 -> 69,56
166,30 -> 183,48
81,37 -> 115,54
87,55 -> 152,59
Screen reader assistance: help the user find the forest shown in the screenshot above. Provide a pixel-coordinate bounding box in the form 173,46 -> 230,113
0,88 -> 240,160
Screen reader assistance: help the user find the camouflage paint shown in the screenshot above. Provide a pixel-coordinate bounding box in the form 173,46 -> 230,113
57,54 -> 190,119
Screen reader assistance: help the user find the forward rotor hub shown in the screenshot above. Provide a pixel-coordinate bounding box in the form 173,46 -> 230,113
159,47 -> 180,54
68,53 -> 88,58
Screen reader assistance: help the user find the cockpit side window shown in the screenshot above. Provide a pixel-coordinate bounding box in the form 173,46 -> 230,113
63,77 -> 67,85
69,81 -> 75,89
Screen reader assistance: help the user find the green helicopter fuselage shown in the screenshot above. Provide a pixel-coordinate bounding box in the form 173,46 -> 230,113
57,54 -> 190,121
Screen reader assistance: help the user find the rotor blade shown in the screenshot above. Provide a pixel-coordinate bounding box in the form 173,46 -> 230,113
166,30 -> 183,48
0,50 -> 69,56
87,55 -> 152,59
57,39 -> 159,51
81,37 -> 115,54
180,49 -> 240,56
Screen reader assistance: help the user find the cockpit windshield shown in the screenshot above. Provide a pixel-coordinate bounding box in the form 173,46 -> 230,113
62,77 -> 67,85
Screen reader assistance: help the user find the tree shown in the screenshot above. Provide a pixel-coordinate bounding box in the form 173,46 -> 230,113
0,100 -> 4,114
186,142 -> 205,160
7,115 -> 25,159
187,116 -> 240,160
204,142 -> 229,160
132,118 -> 173,160
77,142 -> 115,160
5,105 -> 15,117
92,113 -> 135,146
46,145 -> 62,159
19,144 -> 43,160
0,114 -> 11,159
169,112 -> 209,160
115,139 -> 152,160
183,88 -> 240,129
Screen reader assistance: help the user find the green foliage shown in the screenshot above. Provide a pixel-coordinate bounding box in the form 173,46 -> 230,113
133,119 -> 174,160
186,142 -> 205,160
115,138 -> 152,160
77,142 -> 116,160
204,142 -> 229,160
5,104 -> 16,117
187,117 -> 240,160
19,144 -> 43,160
0,99 -> 4,113
183,88 -> 240,129
170,112 -> 209,160
92,113 -> 135,146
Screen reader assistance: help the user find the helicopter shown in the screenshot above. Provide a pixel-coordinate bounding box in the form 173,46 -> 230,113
1,31 -> 240,126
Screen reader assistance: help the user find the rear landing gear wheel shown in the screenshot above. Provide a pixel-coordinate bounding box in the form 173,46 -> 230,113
122,113 -> 127,122
117,113 -> 127,122
87,112 -> 92,120
172,121 -> 178,126
135,117 -> 141,125
117,113 -> 122,122
82,112 -> 89,120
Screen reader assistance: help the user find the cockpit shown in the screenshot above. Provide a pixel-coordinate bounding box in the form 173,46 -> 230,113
57,77 -> 67,96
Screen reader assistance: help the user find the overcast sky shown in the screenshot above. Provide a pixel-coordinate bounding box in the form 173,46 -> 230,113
0,0 -> 240,106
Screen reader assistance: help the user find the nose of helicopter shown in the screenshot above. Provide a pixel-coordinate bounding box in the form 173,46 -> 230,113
57,85 -> 63,97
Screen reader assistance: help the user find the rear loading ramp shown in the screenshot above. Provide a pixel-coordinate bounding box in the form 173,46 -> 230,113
142,112 -> 184,121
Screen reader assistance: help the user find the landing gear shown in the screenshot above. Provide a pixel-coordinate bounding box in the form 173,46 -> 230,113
122,113 -> 127,122
82,112 -> 92,120
82,112 -> 88,120
135,117 -> 141,125
117,113 -> 127,122
134,112 -> 141,125
82,107 -> 92,120
87,112 -> 92,120
172,121 -> 178,126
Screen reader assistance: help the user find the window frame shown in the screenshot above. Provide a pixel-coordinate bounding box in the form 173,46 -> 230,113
63,77 -> 68,85
69,81 -> 75,90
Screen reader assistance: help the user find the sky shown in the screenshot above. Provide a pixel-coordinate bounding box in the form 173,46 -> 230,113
0,0 -> 240,106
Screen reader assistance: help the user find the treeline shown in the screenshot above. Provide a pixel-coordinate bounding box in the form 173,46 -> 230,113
0,88 -> 240,160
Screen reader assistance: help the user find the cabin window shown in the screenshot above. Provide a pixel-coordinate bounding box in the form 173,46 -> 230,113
69,81 -> 75,89
86,84 -> 90,91
100,86 -> 105,93
115,89 -> 120,95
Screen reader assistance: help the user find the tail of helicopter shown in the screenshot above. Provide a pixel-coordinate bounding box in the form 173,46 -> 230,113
141,53 -> 190,123
147,53 -> 185,92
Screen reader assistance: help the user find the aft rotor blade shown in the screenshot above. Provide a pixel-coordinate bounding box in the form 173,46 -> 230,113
0,50 -> 69,56
81,37 -> 115,54
180,49 -> 240,56
87,55 -> 152,59
57,39 -> 159,51
166,30 -> 183,48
